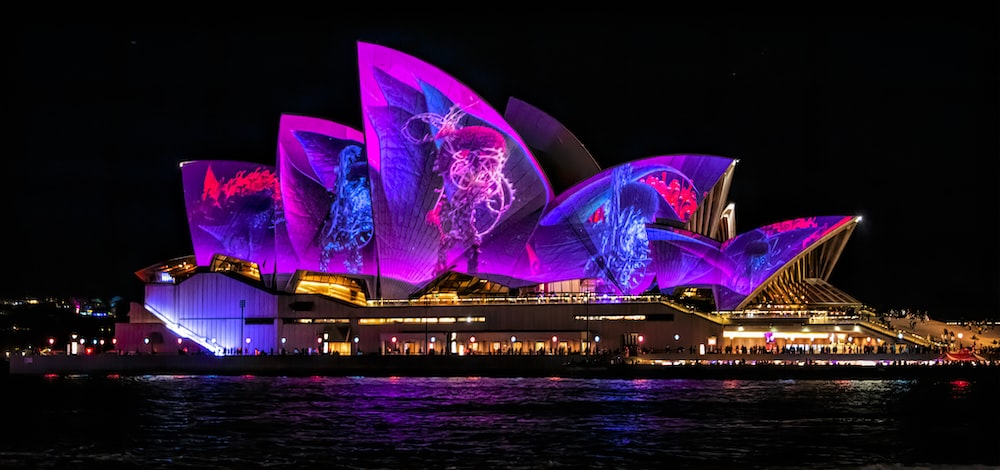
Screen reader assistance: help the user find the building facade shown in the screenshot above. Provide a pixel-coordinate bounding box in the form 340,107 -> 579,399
115,41 -> 906,359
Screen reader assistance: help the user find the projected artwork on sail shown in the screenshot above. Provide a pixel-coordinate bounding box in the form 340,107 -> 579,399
181,160 -> 277,271
358,41 -> 550,295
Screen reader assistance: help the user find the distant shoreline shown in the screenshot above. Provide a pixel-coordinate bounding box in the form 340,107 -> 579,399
6,353 -> 998,381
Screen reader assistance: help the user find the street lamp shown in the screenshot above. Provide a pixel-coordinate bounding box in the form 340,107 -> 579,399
239,299 -> 246,355
585,293 -> 590,355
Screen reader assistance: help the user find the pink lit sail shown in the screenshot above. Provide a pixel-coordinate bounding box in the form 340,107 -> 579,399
357,41 -> 551,296
181,160 -> 278,270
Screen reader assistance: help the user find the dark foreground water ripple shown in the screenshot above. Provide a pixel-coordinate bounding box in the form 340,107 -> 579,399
1,375 -> 996,469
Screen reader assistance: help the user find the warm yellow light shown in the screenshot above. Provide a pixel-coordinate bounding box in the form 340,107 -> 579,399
723,331 -> 830,340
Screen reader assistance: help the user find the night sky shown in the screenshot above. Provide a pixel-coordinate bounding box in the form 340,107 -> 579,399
10,14 -> 998,320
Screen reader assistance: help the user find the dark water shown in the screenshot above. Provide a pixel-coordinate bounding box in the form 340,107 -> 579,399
1,374 -> 997,469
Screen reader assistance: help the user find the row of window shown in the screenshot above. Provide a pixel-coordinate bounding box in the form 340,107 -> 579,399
249,314 -> 675,325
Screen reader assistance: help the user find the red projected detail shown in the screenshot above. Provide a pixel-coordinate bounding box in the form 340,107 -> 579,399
525,242 -> 540,274
201,166 -> 280,207
760,217 -> 817,237
638,173 -> 698,222
426,200 -> 442,234
588,205 -> 605,223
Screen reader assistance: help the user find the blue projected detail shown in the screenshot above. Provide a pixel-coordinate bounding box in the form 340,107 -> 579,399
291,131 -> 374,274
585,164 -> 655,294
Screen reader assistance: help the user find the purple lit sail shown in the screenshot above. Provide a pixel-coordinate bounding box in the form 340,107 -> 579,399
529,156 -> 732,294
406,106 -> 515,273
275,114 -> 374,276
714,215 -> 855,310
358,41 -> 551,296
181,160 -> 278,270
540,155 -> 733,227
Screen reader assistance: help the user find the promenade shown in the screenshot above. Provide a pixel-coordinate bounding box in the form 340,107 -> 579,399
885,315 -> 998,352
7,350 -> 997,381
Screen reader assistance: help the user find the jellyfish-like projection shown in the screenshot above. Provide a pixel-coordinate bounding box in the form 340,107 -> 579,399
404,105 -> 515,274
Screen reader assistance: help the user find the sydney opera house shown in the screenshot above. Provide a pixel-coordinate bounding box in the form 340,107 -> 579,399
115,41 -> 901,358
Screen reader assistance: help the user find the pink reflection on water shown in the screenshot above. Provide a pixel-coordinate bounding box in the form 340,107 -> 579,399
949,379 -> 971,399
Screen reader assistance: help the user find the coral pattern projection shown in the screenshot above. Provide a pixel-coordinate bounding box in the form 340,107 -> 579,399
275,115 -> 375,276
181,160 -> 278,270
714,215 -> 856,310
358,41 -> 551,296
529,156 -> 732,295
173,41 -> 857,313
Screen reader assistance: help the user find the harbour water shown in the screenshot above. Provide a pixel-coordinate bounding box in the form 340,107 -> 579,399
1,374 -> 997,469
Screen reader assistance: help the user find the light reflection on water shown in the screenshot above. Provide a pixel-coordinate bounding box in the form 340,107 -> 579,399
1,375 -> 996,469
